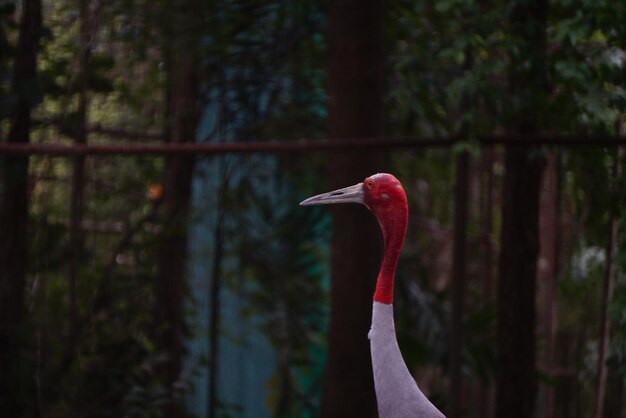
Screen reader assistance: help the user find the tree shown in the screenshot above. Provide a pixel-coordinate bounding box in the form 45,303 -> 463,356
154,0 -> 202,416
65,0 -> 91,372
594,138 -> 622,418
496,1 -> 549,418
537,154 -> 561,418
322,0 -> 385,417
0,0 -> 42,416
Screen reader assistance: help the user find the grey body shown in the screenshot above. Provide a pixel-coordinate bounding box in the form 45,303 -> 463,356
369,302 -> 446,418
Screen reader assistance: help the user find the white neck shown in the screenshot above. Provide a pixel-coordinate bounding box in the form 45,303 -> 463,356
369,302 -> 446,417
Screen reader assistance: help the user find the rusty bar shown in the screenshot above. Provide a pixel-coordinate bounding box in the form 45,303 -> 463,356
0,136 -> 453,156
0,134 -> 625,156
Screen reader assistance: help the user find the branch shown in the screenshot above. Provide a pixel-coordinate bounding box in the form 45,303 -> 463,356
1,134 -> 626,156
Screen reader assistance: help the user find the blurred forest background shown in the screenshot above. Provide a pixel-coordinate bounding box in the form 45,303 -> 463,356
0,0 -> 625,417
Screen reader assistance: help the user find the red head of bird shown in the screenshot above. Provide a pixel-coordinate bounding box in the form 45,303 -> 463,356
300,173 -> 408,304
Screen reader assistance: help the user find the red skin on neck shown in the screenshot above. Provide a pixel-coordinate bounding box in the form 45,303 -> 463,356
363,174 -> 408,305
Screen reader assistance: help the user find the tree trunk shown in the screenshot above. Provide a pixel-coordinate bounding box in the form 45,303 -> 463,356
538,153 -> 561,418
496,146 -> 545,418
208,201 -> 225,418
496,1 -> 548,417
479,146 -> 496,418
65,0 -> 90,373
0,0 -> 41,416
593,122 -> 623,418
449,41 -> 473,417
450,150 -> 469,418
154,2 -> 200,416
604,368 -> 624,418
322,0 -> 384,416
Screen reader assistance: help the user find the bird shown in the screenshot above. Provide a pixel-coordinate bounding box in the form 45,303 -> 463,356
301,173 -> 445,418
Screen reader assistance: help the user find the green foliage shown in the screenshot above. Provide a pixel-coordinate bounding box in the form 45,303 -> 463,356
387,0 -> 510,137
387,0 -> 625,138
27,152 -> 167,416
22,2 -> 168,412
549,0 -> 626,130
236,170 -> 328,417
554,142 -> 626,415
198,0 -> 326,143
184,4 -> 327,414
385,2 -> 625,416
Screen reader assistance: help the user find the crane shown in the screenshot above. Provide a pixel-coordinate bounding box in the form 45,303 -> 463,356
301,173 -> 446,418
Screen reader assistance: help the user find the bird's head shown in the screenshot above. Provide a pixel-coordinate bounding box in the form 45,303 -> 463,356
300,173 -> 408,243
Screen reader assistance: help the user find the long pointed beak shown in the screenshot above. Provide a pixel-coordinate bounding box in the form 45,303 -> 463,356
300,183 -> 364,206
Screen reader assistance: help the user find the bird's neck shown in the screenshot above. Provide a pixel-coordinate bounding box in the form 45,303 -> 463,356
372,205 -> 407,305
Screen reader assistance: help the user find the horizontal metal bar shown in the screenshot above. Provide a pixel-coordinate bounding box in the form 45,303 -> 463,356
0,134 -> 624,156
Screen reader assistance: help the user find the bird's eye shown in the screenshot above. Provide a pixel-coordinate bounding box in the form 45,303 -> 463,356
365,179 -> 375,189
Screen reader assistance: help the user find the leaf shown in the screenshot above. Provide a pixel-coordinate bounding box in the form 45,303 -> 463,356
434,0 -> 455,14
89,53 -> 115,72
88,74 -> 114,93
39,25 -> 54,42
39,70 -> 65,98
15,78 -> 43,107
